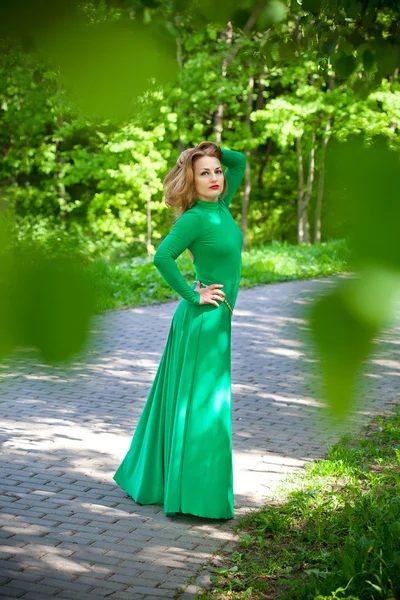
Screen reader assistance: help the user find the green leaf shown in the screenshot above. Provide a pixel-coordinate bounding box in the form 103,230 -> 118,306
375,42 -> 400,76
321,34 -> 339,54
304,568 -> 329,579
216,565 -> 239,574
232,9 -> 252,29
363,49 -> 375,70
301,0 -> 321,13
390,521 -> 400,536
310,286 -> 378,415
258,0 -> 287,27
334,54 -> 356,78
366,580 -> 382,592
277,41 -> 296,62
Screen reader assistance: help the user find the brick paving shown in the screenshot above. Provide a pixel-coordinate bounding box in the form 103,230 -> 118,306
0,275 -> 399,599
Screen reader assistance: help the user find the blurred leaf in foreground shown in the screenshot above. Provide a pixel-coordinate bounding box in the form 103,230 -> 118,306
0,215 -> 96,363
327,136 -> 400,271
37,18 -> 178,120
310,269 -> 400,416
0,0 -> 178,120
310,137 -> 400,416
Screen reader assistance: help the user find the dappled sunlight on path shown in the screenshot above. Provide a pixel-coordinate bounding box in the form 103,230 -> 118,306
1,276 -> 399,599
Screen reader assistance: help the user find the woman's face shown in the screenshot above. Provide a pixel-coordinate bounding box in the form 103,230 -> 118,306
193,156 -> 224,201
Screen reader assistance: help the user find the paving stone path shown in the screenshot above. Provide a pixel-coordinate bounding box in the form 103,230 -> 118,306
1,276 -> 399,600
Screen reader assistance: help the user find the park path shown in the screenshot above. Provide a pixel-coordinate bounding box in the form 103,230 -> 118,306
1,276 -> 399,600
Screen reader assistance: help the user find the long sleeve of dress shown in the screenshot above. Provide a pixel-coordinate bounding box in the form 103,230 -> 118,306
219,148 -> 247,208
153,210 -> 202,305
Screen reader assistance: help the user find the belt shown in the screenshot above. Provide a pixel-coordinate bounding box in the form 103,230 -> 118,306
194,280 -> 234,315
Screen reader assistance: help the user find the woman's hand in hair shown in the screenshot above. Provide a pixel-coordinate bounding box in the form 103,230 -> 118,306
195,281 -> 225,308
176,148 -> 194,168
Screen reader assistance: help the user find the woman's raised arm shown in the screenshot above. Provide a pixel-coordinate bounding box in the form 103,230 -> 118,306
219,148 -> 246,209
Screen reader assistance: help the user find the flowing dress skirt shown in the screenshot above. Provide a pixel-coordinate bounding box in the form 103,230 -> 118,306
113,294 -> 234,519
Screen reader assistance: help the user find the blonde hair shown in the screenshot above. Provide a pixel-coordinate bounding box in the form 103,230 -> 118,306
163,141 -> 228,220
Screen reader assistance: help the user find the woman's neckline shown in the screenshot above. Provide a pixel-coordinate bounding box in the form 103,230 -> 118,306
195,198 -> 220,210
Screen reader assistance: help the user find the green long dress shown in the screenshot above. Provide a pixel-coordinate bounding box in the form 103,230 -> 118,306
113,148 -> 246,519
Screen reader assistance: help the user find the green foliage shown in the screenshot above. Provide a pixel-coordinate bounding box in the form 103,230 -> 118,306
2,4 -> 400,250
240,240 -> 349,287
0,43 -> 174,258
310,138 -> 400,415
37,19 -> 178,120
0,220 -> 96,362
196,407 -> 400,600
1,0 -> 400,417
88,239 -> 349,312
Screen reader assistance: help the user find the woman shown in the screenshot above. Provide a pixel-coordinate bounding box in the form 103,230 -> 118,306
113,141 -> 246,519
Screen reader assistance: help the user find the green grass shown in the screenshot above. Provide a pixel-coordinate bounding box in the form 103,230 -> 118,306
195,407 -> 400,600
90,239 -> 350,313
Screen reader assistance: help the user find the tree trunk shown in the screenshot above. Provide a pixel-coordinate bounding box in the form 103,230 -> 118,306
223,0 -> 267,67
255,78 -> 265,110
241,75 -> 254,250
213,102 -> 225,144
213,21 -> 233,143
174,14 -> 185,155
296,136 -> 305,244
213,0 -> 267,142
296,132 -> 315,245
302,131 -> 316,245
241,158 -> 252,250
58,163 -> 67,227
147,195 -> 152,260
211,7 -> 268,244
314,119 -> 331,244
54,105 -> 68,227
257,137 -> 273,188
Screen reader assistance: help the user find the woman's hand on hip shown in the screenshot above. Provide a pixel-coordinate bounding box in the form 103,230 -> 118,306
195,282 -> 225,308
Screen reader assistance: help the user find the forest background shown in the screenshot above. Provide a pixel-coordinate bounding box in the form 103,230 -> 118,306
2,0 -> 399,263
1,3 -> 400,598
